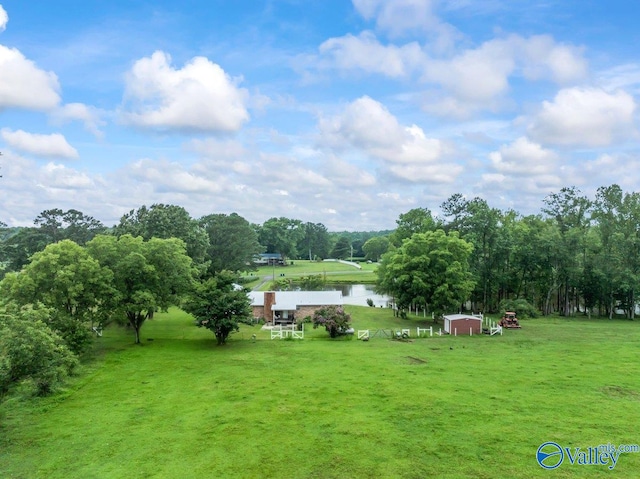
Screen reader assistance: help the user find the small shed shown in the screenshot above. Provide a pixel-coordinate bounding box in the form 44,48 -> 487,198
443,313 -> 483,335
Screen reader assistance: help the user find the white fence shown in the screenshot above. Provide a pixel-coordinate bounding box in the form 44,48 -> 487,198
355,320 -> 503,340
416,326 -> 433,337
482,316 -> 503,335
271,324 -> 304,339
357,330 -> 370,339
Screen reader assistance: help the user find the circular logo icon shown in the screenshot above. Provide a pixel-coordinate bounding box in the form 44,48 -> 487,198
537,442 -> 564,469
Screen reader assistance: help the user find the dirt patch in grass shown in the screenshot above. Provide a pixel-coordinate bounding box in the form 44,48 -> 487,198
600,385 -> 640,400
406,356 -> 427,364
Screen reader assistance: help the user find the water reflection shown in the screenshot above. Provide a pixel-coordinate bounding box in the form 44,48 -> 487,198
325,284 -> 391,307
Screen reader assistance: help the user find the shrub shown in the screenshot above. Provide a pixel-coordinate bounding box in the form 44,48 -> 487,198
312,306 -> 352,338
298,275 -> 326,290
498,298 -> 538,319
0,307 -> 78,398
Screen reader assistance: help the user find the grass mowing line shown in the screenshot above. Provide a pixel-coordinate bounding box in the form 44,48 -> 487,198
1,307 -> 639,478
241,260 -> 379,289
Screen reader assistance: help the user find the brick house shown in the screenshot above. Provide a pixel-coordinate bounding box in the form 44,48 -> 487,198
248,291 -> 343,325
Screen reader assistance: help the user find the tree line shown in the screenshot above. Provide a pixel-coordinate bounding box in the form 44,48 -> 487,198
378,185 -> 640,320
3,185 -> 640,319
0,206 -> 391,279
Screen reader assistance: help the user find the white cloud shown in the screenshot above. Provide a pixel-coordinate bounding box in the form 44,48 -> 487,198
423,35 -> 587,118
186,138 -> 248,160
520,35 -> 587,84
477,137 -> 566,207
127,158 -> 223,194
488,137 -> 558,175
0,5 -> 8,32
353,0 -> 437,34
319,96 -> 406,150
582,153 -> 640,191
0,45 -> 61,111
51,103 -> 106,139
425,38 -> 515,103
528,87 -> 636,147
352,0 -> 459,49
319,31 -> 424,77
122,51 -> 249,132
40,163 -> 94,189
323,154 -> 377,187
319,96 -> 459,183
0,152 -> 107,226
312,29 -> 587,119
1,129 -> 78,159
597,64 -> 640,95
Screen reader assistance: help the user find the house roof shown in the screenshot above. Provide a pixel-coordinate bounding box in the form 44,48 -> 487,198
249,290 -> 343,308
443,314 -> 483,321
248,291 -> 265,306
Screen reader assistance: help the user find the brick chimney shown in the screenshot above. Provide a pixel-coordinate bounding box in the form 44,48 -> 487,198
264,291 -> 276,324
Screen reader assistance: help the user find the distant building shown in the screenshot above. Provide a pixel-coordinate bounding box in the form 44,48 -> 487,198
443,313 -> 483,335
249,290 -> 343,325
254,253 -> 284,266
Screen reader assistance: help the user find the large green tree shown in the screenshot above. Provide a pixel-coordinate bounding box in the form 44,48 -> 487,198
114,204 -> 209,267
542,187 -> 592,316
376,230 -> 475,317
183,271 -> 252,345
199,213 -> 262,275
362,236 -> 390,262
389,207 -> 440,246
0,240 -> 114,353
257,217 -> 304,260
1,227 -> 51,273
592,185 -> 640,318
441,197 -> 507,312
86,234 -> 194,344
0,209 -> 105,275
298,222 -> 331,260
330,236 -> 352,260
33,209 -> 106,245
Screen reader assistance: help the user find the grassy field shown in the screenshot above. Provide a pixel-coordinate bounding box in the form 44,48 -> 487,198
1,307 -> 639,478
242,260 -> 377,290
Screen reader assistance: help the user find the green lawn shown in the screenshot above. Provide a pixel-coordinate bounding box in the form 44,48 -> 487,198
242,260 -> 377,290
1,308 -> 639,478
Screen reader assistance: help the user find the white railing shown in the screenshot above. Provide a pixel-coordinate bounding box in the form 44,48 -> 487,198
416,326 -> 433,337
271,324 -> 304,339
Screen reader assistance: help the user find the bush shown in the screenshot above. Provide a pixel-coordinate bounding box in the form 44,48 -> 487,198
298,275 -> 326,290
49,314 -> 93,355
312,306 -> 352,338
0,308 -> 78,398
498,298 -> 538,319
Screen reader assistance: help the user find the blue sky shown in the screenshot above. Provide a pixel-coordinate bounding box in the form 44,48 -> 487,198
1,0 -> 640,230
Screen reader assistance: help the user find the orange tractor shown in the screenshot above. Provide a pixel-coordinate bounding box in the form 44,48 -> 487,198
499,311 -> 521,329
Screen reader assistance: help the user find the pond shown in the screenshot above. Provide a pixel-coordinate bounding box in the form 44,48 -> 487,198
325,283 -> 391,307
